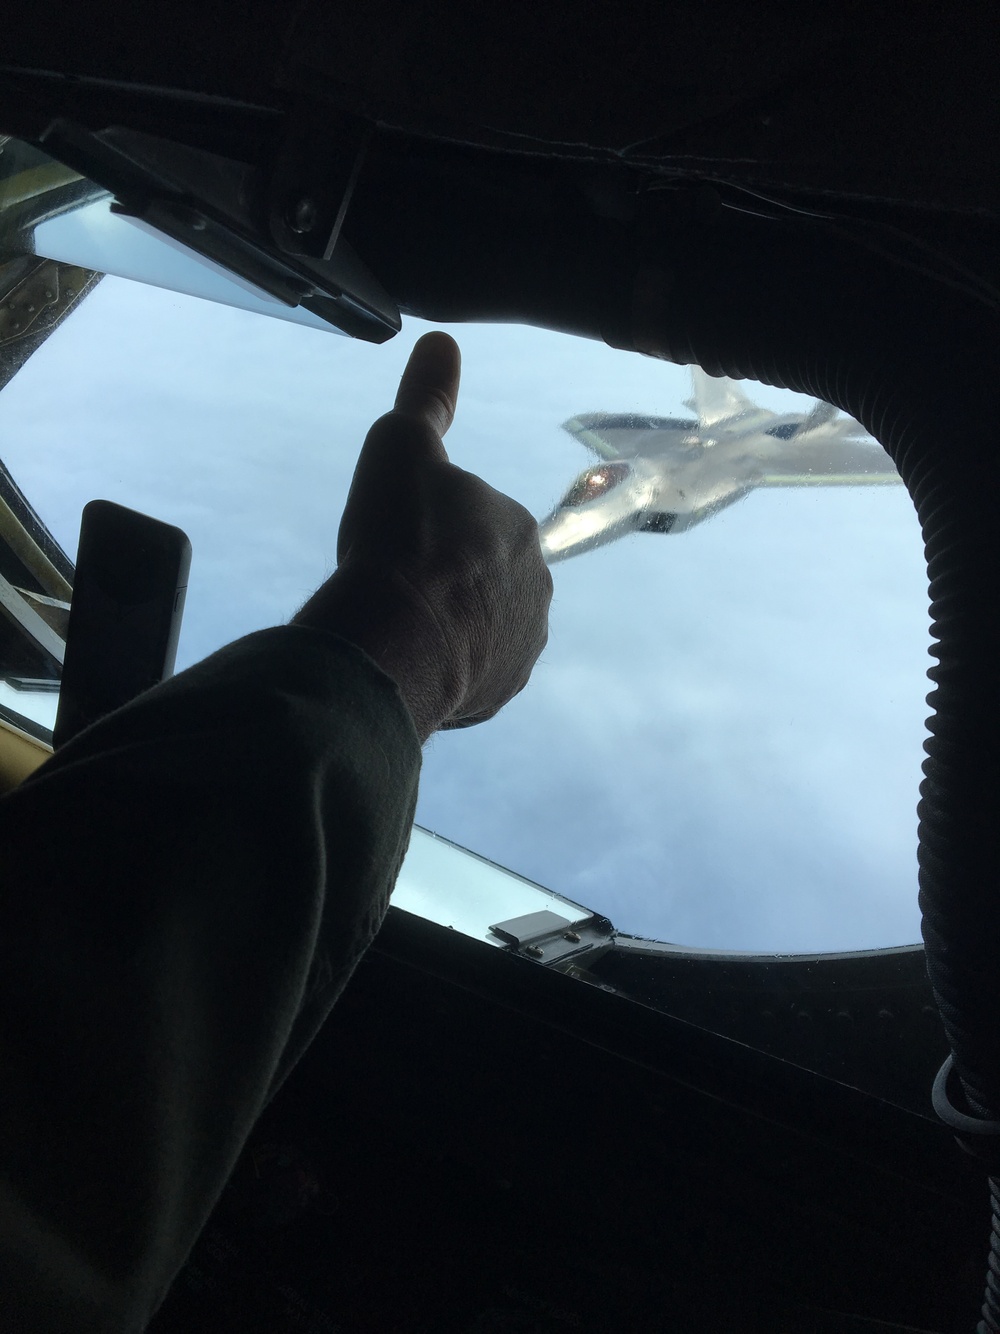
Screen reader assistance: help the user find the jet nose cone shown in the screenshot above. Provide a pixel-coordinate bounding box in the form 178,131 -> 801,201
538,461 -> 654,562
537,504 -> 627,563
537,510 -> 578,563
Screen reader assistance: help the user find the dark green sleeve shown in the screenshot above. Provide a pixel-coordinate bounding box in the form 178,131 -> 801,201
0,626 -> 421,1332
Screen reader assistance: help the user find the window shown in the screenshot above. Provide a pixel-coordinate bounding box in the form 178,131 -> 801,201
0,146 -> 931,957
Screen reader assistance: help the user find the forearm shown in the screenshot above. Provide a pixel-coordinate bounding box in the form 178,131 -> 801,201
0,626 -> 420,1331
293,563 -> 465,743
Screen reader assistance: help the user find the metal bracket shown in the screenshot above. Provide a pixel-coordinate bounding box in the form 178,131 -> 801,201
489,908 -> 615,967
266,103 -> 374,264
0,258 -> 90,347
36,119 -> 400,343
0,570 -> 65,668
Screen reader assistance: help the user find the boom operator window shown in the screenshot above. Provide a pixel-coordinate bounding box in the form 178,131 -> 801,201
0,140 -> 930,963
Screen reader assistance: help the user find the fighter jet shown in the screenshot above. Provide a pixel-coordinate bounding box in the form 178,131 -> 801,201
538,368 -> 902,562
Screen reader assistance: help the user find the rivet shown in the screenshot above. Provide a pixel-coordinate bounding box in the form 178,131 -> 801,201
44,289 -> 54,300
65,288 -> 75,298
26,304 -> 34,312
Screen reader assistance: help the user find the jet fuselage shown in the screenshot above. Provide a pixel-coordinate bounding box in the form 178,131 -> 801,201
538,381 -> 899,563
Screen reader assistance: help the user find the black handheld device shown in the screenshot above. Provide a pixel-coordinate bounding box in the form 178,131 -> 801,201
53,500 -> 192,749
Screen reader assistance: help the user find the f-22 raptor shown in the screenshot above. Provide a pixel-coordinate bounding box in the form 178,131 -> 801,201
538,368 -> 901,563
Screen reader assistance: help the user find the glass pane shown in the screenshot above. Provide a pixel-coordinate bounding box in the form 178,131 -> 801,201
33,198 -> 341,335
0,274 -> 929,955
0,680 -> 59,734
394,828 -> 592,948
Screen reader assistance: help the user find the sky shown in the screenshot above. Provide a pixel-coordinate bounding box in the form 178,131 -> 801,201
0,276 -> 932,953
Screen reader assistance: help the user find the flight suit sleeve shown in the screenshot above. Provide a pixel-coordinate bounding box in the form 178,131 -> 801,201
0,625 -> 422,1332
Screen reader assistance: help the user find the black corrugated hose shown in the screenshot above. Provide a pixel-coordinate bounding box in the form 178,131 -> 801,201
615,185 -> 1000,1331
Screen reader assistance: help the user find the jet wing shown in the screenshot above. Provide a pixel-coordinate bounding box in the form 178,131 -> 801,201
756,431 -> 901,487
561,412 -> 700,461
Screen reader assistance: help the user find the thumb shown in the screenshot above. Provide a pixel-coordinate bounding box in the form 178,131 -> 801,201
337,331 -> 462,564
392,330 -> 462,441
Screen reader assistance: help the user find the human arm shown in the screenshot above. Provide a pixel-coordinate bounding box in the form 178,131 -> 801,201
0,331 -> 551,1330
0,625 -> 421,1330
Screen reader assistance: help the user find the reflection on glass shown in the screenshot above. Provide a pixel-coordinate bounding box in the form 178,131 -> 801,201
34,200 -> 338,334
393,828 -> 592,945
0,680 -> 59,733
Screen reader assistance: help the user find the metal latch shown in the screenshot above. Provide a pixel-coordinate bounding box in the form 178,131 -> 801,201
489,909 -> 614,966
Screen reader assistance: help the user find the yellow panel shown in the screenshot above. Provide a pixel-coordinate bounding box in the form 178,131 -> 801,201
0,716 -> 51,795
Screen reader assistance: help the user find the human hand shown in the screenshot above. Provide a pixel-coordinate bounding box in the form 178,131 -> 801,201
292,332 -> 552,742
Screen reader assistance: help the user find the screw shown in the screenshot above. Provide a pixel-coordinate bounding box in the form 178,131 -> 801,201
65,288 -> 75,298
525,945 -> 544,958
563,931 -> 581,943
287,196 -> 318,234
